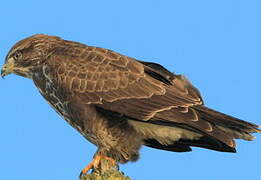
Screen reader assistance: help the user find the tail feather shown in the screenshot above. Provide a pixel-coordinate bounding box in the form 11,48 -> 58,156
144,105 -> 259,153
144,139 -> 192,152
194,106 -> 260,141
144,136 -> 236,153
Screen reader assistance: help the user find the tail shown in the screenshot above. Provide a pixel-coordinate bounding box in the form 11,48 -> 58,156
194,106 -> 260,140
143,106 -> 260,153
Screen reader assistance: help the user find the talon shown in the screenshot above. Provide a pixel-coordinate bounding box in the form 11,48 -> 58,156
80,155 -> 116,176
81,155 -> 101,175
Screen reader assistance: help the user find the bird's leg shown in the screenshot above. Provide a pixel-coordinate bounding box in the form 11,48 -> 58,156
81,155 -> 101,175
80,154 -> 116,175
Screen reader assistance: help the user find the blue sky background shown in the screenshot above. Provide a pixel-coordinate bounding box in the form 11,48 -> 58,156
0,1 -> 260,180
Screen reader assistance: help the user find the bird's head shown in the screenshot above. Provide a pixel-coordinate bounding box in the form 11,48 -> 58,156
1,34 -> 61,79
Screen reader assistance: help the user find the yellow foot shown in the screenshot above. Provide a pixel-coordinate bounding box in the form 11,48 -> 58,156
81,155 -> 116,175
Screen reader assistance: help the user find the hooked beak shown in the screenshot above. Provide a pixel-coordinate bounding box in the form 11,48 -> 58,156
1,57 -> 15,78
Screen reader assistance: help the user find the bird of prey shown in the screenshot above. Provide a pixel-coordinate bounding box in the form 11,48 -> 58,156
1,34 -> 260,176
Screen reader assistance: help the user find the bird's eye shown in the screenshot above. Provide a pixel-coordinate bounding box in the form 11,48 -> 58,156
13,51 -> 22,60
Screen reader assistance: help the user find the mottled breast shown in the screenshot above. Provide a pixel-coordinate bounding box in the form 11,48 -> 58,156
32,64 -> 84,134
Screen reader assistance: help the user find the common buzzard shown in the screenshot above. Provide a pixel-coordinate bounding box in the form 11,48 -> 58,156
1,34 -> 260,176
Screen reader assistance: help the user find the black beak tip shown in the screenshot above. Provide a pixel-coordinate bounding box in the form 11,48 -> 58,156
1,69 -> 5,79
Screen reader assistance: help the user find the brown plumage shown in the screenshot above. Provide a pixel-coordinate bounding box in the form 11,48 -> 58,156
1,34 -> 260,174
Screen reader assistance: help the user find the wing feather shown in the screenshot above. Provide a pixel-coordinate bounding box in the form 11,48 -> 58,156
51,47 -> 197,105
48,44 -> 203,123
45,44 -> 260,150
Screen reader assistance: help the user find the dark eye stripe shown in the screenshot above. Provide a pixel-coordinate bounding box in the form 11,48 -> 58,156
21,60 -> 35,67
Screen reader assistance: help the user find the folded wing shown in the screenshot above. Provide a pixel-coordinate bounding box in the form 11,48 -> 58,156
48,46 -> 260,153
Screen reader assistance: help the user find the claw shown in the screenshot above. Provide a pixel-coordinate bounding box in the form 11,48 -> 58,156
80,155 -> 116,177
